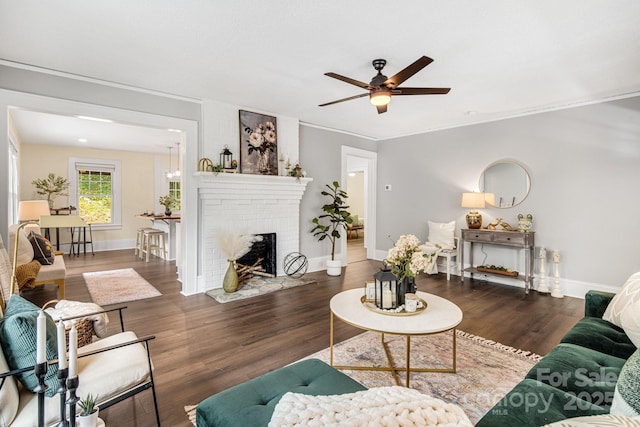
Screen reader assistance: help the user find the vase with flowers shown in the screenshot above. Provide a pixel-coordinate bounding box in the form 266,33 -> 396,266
217,232 -> 263,292
243,120 -> 277,174
385,234 -> 437,295
159,195 -> 176,216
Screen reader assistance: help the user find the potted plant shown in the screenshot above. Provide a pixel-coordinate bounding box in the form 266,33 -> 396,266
159,195 -> 176,216
310,181 -> 352,276
77,393 -> 99,427
32,173 -> 69,209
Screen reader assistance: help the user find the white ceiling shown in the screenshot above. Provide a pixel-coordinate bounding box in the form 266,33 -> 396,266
2,0 -> 640,147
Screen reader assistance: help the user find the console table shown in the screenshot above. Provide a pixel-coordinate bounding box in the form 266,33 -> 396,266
460,228 -> 535,294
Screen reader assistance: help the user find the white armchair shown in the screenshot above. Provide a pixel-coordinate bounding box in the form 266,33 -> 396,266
419,220 -> 460,280
0,233 -> 160,426
0,301 -> 160,426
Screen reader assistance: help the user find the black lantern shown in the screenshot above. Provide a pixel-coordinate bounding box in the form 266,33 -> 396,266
220,145 -> 233,169
374,265 -> 405,310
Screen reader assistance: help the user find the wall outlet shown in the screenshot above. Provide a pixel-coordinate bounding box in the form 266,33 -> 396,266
384,184 -> 392,191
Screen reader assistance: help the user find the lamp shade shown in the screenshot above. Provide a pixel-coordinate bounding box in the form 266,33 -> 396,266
484,192 -> 496,207
18,200 -> 50,222
461,192 -> 486,209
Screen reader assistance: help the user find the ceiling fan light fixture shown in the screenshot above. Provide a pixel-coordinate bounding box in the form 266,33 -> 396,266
370,89 -> 391,106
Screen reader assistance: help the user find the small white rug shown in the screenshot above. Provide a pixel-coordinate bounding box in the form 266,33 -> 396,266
206,275 -> 316,303
83,268 -> 162,306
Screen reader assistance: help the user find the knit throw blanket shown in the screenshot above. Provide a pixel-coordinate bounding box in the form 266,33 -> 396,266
15,260 -> 41,290
268,386 -> 472,427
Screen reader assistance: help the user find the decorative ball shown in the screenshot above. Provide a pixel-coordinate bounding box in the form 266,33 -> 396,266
283,252 -> 308,278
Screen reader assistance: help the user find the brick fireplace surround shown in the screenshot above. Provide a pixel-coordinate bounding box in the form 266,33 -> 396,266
195,172 -> 312,290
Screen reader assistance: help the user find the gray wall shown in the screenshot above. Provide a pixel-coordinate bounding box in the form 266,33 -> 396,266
299,125 -> 376,260
377,97 -> 640,289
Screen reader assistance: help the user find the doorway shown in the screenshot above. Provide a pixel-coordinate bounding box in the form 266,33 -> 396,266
341,146 -> 377,264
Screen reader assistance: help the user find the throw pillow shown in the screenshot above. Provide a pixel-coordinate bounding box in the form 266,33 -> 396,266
621,301 -> 640,348
13,225 -> 35,266
610,348 -> 640,416
0,295 -> 59,397
603,272 -> 640,345
0,344 -> 19,427
27,231 -> 54,265
428,220 -> 456,250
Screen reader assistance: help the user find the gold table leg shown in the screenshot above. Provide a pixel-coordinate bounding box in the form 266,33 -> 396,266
331,323 -> 458,388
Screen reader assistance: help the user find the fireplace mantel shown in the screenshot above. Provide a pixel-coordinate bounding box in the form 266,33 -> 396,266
195,172 -> 312,200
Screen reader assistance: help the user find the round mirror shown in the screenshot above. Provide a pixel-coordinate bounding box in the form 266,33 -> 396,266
479,161 -> 531,208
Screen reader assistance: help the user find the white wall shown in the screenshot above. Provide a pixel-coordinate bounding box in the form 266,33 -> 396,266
299,125 -> 376,268
376,97 -> 640,295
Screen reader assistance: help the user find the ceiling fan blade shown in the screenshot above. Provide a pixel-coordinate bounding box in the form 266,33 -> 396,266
384,56 -> 433,88
319,93 -> 368,107
395,87 -> 451,95
376,104 -> 387,114
324,72 -> 373,90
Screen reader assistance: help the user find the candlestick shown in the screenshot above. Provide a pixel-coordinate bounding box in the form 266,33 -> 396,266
66,376 -> 79,427
68,324 -> 78,379
36,310 -> 47,364
57,321 -> 67,370
34,361 -> 49,427
537,247 -> 550,294
56,367 -> 70,427
551,250 -> 564,298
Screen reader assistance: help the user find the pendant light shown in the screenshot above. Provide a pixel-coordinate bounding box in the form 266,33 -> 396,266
166,146 -> 174,179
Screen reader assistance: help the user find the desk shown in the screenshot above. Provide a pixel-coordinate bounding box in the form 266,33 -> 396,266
40,215 -> 88,250
136,215 -> 181,261
460,228 -> 535,294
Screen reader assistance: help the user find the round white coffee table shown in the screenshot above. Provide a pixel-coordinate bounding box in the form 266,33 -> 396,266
330,288 -> 463,387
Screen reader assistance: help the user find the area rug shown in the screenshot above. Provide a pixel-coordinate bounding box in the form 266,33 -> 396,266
206,275 -> 316,303
184,330 -> 541,425
82,268 -> 162,305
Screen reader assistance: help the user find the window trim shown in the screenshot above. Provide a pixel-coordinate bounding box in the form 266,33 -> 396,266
68,157 -> 122,230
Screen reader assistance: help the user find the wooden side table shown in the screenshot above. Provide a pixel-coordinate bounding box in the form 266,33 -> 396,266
460,228 -> 535,294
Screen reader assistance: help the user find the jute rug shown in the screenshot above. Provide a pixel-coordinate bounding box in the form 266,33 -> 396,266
206,275 -> 316,303
83,268 -> 162,306
185,330 -> 541,425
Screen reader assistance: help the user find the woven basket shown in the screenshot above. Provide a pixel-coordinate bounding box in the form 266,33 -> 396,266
43,299 -> 95,348
69,319 -> 94,348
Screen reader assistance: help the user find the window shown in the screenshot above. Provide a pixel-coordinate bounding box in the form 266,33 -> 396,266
69,158 -> 121,228
7,135 -> 19,225
169,180 -> 181,211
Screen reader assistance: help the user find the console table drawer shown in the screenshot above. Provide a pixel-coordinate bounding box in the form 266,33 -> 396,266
464,232 -> 493,242
493,233 -> 527,245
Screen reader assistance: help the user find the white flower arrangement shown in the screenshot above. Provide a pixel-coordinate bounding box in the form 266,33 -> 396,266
386,234 -> 437,280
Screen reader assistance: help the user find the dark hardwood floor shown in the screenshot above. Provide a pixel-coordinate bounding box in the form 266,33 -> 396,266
21,249 -> 585,427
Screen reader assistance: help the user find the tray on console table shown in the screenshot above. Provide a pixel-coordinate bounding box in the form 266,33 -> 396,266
460,229 -> 535,294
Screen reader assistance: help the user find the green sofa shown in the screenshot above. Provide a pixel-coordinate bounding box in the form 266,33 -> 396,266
476,290 -> 637,426
196,358 -> 366,427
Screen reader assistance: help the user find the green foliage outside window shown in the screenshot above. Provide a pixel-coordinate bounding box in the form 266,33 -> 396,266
78,170 -> 112,224
169,181 -> 181,210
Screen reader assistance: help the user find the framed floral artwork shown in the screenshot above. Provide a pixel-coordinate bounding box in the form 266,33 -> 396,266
239,110 -> 278,175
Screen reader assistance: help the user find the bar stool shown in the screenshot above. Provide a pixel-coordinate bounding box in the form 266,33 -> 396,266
135,227 -> 155,258
141,229 -> 167,262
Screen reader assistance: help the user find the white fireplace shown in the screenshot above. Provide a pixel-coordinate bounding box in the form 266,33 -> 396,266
195,172 -> 312,290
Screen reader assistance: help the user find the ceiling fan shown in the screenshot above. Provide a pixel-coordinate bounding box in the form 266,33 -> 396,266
319,56 -> 450,114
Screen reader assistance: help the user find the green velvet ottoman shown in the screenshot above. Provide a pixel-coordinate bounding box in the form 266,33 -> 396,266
196,358 -> 366,427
